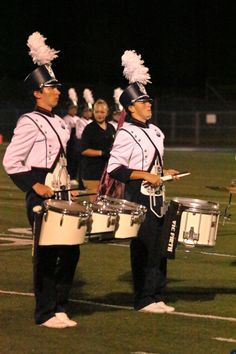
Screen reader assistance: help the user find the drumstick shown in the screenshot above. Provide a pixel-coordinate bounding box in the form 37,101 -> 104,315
53,189 -> 97,196
161,171 -> 191,182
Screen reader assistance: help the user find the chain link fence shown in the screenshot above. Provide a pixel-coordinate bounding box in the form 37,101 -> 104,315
154,111 -> 236,147
1,108 -> 236,148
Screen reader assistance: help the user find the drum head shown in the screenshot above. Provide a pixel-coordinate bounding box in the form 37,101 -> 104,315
98,195 -> 146,212
91,202 -> 118,216
43,200 -> 89,216
171,197 -> 219,212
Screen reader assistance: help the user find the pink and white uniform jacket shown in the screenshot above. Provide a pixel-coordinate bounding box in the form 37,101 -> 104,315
75,117 -> 93,139
107,121 -> 164,182
3,111 -> 70,192
63,114 -> 79,133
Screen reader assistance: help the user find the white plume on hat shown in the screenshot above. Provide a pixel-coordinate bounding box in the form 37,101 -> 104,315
113,87 -> 123,111
27,31 -> 59,66
121,50 -> 151,85
68,88 -> 78,106
83,88 -> 94,109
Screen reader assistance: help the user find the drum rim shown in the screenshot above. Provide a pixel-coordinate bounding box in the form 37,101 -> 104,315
43,199 -> 90,217
88,201 -> 117,216
171,197 -> 219,211
98,195 -> 146,211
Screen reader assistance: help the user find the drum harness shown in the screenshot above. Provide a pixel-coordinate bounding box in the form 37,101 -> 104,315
140,128 -> 165,218
29,113 -> 73,257
34,112 -> 71,201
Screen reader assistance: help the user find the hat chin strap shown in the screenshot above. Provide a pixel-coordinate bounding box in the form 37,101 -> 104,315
131,95 -> 149,104
43,79 -> 61,87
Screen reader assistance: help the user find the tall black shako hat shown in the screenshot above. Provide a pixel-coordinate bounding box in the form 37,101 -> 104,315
119,50 -> 152,109
24,32 -> 61,91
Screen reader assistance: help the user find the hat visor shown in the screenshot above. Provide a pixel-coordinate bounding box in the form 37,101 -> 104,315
43,79 -> 62,87
132,96 -> 153,104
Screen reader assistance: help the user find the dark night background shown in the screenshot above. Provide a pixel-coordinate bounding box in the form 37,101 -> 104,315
0,0 -> 236,109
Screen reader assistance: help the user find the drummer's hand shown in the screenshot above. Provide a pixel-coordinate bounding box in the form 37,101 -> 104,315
32,183 -> 54,198
144,173 -> 162,187
164,169 -> 180,180
71,190 -> 79,201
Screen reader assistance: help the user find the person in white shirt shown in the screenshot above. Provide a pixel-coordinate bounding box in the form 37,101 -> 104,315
63,94 -> 80,184
110,87 -> 123,130
109,109 -> 120,130
76,105 -> 93,139
107,50 -> 179,314
3,33 -> 79,329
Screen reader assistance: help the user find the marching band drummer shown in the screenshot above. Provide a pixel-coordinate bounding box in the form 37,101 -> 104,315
107,51 -> 179,313
3,32 -> 79,328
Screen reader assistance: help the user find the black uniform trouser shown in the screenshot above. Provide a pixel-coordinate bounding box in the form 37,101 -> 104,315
26,191 -> 80,324
130,208 -> 167,310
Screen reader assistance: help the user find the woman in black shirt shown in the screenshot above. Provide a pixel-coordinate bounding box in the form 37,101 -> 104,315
80,99 -> 115,197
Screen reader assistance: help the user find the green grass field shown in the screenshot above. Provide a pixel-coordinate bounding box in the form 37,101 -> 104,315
0,144 -> 236,354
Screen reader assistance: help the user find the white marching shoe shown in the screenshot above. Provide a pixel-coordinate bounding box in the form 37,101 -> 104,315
156,301 -> 175,313
40,316 -> 68,328
138,303 -> 165,313
55,312 -> 78,327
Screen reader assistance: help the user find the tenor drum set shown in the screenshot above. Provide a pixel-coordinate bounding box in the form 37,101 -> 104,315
37,193 -> 222,250
38,160 -> 224,250
38,195 -> 147,246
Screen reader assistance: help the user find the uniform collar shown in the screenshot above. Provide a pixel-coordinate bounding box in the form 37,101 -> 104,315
35,106 -> 54,117
130,117 -> 149,128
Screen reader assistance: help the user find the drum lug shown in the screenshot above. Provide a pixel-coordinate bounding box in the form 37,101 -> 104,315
107,216 -> 112,228
44,211 -> 48,222
211,221 -> 216,228
77,218 -> 81,229
131,215 -> 138,226
78,215 -> 90,229
177,205 -> 182,215
77,217 -> 82,229
60,214 -> 64,226
77,217 -> 84,229
183,226 -> 199,245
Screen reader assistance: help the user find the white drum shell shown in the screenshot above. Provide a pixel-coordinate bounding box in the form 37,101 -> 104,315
39,201 -> 89,246
114,212 -> 143,239
88,196 -> 146,240
178,210 -> 219,246
87,212 -> 117,234
98,197 -> 146,239
172,197 -> 220,247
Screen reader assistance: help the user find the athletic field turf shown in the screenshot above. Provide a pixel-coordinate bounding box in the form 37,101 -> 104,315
0,144 -> 235,354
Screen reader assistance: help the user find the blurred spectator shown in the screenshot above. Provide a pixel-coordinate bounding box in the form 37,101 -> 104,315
75,88 -> 94,189
63,88 -> 80,185
110,87 -> 123,130
80,99 -> 115,197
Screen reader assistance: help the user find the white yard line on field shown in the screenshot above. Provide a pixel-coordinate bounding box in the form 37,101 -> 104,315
109,242 -> 236,258
200,251 -> 236,258
212,337 -> 236,343
0,237 -> 32,246
0,289 -> 236,323
131,352 -> 159,354
0,201 -> 25,206
1,233 -> 236,259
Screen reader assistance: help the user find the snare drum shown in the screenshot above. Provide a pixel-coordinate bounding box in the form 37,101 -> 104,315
97,196 -> 147,239
39,200 -> 91,246
167,197 -> 220,247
